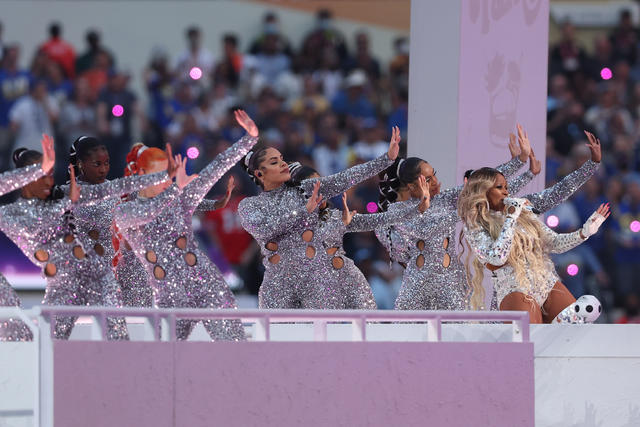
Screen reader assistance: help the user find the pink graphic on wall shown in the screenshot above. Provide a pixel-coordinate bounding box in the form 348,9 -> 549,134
458,0 -> 548,195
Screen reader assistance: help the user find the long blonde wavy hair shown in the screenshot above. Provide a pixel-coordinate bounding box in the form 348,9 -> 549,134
457,168 -> 548,310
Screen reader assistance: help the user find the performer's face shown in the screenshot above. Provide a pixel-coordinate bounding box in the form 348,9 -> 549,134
486,173 -> 509,211
408,161 -> 440,198
79,147 -> 109,184
139,159 -> 171,195
256,148 -> 290,188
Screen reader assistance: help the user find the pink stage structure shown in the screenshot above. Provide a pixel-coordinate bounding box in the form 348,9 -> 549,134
0,307 -> 533,427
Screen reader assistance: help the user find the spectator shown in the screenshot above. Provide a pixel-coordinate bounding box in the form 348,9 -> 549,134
344,31 -> 381,82
254,33 -> 291,84
79,50 -> 111,99
609,10 -> 638,65
311,125 -> 350,177
331,69 -> 376,124
75,29 -> 115,75
611,179 -> 640,301
9,79 -> 59,152
213,34 -> 244,89
39,22 -> 76,79
389,36 -> 409,90
44,61 -> 72,105
353,118 -> 387,161
550,21 -> 588,76
175,26 -> 215,81
249,11 -> 293,58
299,9 -> 348,71
0,44 -> 31,170
143,46 -> 174,146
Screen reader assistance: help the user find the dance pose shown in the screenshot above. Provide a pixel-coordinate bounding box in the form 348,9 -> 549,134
0,139 -> 169,339
0,135 -> 55,341
238,126 -> 401,309
114,110 -> 257,340
376,125 -> 536,310
288,161 -> 429,309
458,168 -> 609,323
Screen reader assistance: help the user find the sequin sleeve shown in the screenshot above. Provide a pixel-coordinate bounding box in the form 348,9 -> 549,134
538,222 -> 585,254
114,184 -> 181,230
507,171 -> 534,196
347,200 -> 420,233
0,164 -> 45,196
495,157 -> 525,178
375,225 -> 411,265
464,217 -> 518,266
195,199 -> 219,212
76,172 -> 169,205
182,135 -> 258,211
522,160 -> 599,214
301,153 -> 393,199
238,194 -> 308,242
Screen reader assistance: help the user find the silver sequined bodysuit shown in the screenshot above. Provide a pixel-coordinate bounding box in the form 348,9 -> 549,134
464,212 -> 586,307
114,135 -> 257,341
238,154 -> 393,309
385,157 -> 530,310
0,164 -> 45,341
311,200 -> 419,309
0,172 -> 167,339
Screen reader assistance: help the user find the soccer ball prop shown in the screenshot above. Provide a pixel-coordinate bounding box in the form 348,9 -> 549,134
574,295 -> 602,323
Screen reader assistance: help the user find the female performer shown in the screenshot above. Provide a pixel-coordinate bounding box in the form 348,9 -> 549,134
0,138 -> 170,339
458,168 -> 608,323
238,126 -> 401,309
114,110 -> 258,341
0,134 -> 54,341
288,161 -> 429,309
376,125 -> 535,310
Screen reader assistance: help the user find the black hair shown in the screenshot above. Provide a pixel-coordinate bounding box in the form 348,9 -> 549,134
13,148 -> 42,168
288,162 -> 331,221
377,157 -> 424,211
223,34 -> 238,47
464,169 -> 474,181
186,26 -> 200,38
241,145 -> 270,188
49,22 -> 61,38
69,136 -> 107,176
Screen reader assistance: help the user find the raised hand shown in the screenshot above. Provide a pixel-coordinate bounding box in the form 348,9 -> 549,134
234,109 -> 259,138
175,155 -> 197,189
306,181 -> 323,213
529,148 -> 541,176
417,174 -> 431,212
581,203 -> 610,239
69,164 -> 80,203
508,132 -> 519,159
341,192 -> 356,225
166,143 -> 177,179
516,124 -> 531,162
584,130 -> 602,163
213,176 -> 235,210
41,134 -> 55,174
387,126 -> 400,161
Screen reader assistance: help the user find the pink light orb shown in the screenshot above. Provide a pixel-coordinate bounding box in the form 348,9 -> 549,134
189,67 -> 203,80
546,215 -> 559,228
630,220 -> 640,233
111,104 -> 124,117
186,146 -> 200,159
567,264 -> 579,276
600,67 -> 612,80
366,202 -> 378,213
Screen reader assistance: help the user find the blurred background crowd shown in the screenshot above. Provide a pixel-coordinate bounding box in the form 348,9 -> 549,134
0,5 -> 639,322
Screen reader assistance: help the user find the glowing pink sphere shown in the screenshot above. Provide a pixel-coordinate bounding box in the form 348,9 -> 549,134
546,215 -> 559,228
189,67 -> 203,80
186,146 -> 200,160
366,202 -> 378,213
600,67 -> 612,80
111,104 -> 124,117
630,220 -> 640,233
567,264 -> 579,276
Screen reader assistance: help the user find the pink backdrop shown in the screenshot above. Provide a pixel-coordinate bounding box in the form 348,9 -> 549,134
53,341 -> 534,427
457,0 -> 549,190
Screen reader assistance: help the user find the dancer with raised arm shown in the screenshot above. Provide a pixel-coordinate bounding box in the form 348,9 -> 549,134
114,110 -> 258,341
0,137 -> 170,339
288,161 -> 429,309
458,167 -> 609,323
0,134 -> 54,341
238,126 -> 401,308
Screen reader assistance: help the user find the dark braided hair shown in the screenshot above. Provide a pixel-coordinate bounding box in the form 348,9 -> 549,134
288,162 -> 331,221
241,145 -> 270,188
377,157 -> 424,211
69,135 -> 106,177
12,148 -> 64,200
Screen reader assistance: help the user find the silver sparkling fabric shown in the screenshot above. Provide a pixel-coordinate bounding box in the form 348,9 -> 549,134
488,159 -> 600,310
553,303 -> 584,324
387,157 -> 527,310
310,200 -> 419,309
116,198 -> 221,308
0,172 -> 167,340
114,135 -> 257,341
238,154 -> 393,309
467,214 -> 585,307
0,164 -> 45,341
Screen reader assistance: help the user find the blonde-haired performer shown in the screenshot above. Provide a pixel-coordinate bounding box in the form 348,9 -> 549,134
458,167 -> 609,323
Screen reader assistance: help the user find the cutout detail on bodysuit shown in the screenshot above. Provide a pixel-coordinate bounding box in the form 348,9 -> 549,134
145,250 -> 157,263
416,254 -> 425,268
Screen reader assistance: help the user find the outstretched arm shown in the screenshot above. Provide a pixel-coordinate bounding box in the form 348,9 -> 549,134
114,185 -> 181,230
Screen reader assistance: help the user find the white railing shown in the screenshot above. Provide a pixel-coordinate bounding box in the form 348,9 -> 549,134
0,306 -> 530,427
